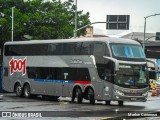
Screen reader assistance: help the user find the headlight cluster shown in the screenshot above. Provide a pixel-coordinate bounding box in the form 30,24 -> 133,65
115,90 -> 124,96
142,92 -> 148,96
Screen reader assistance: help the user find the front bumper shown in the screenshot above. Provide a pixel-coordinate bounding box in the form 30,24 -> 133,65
113,91 -> 148,102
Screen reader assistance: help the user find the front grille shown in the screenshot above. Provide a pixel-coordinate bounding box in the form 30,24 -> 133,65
125,93 -> 142,96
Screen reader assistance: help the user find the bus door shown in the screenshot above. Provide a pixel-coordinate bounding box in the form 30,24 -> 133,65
102,69 -> 113,100
92,76 -> 104,100
103,75 -> 114,100
104,60 -> 115,100
96,59 -> 114,100
62,72 -> 71,97
61,68 -> 71,97
90,67 -> 104,100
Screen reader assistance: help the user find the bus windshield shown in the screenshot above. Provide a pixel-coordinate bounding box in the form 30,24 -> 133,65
114,65 -> 148,88
111,44 -> 145,58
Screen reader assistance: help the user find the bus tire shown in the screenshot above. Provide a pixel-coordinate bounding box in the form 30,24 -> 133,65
118,101 -> 123,106
76,88 -> 83,103
15,83 -> 23,97
23,84 -> 31,98
88,88 -> 95,104
105,100 -> 111,105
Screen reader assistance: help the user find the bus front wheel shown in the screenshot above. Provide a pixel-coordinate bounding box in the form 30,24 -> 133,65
24,84 -> 31,98
88,88 -> 95,104
15,83 -> 23,97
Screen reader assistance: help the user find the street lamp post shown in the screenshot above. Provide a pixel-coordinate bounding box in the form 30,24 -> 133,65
74,0 -> 77,38
11,7 -> 15,42
143,13 -> 160,50
74,22 -> 106,33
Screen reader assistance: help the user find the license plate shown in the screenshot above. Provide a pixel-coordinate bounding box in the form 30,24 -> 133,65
131,98 -> 137,101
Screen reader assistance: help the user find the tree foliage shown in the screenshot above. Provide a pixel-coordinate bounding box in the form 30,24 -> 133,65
0,0 -> 90,50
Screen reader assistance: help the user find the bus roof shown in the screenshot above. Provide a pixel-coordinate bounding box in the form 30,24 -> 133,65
5,37 -> 140,45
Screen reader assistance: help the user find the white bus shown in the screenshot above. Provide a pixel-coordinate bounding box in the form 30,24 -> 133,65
145,41 -> 160,88
2,37 -> 148,105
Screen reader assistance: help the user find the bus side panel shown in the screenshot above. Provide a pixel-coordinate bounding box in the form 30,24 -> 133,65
45,81 -> 55,96
62,81 -> 73,97
103,81 -> 113,100
2,76 -> 13,92
89,68 -> 103,100
2,56 -> 13,92
29,79 -> 45,95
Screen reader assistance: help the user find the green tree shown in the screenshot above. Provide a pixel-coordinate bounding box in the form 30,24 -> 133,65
0,0 -> 90,51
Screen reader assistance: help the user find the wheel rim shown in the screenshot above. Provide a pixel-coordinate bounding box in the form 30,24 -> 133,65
75,88 -> 82,103
24,86 -> 30,97
16,85 -> 22,96
88,89 -> 93,100
76,89 -> 79,100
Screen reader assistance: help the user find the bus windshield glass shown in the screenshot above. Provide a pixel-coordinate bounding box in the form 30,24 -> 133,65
111,44 -> 145,59
114,65 -> 148,88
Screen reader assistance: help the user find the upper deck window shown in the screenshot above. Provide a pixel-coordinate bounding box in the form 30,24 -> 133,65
111,44 -> 145,59
4,41 -> 110,57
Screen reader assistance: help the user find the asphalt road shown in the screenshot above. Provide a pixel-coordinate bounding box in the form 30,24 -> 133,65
0,92 -> 160,120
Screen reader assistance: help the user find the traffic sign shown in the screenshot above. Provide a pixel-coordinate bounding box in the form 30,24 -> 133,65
156,32 -> 160,40
106,15 -> 130,30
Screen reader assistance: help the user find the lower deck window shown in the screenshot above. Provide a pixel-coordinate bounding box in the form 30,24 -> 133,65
27,67 -> 91,81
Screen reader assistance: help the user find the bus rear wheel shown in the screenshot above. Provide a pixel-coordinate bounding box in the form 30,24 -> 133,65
88,88 -> 95,104
15,84 -> 23,97
75,88 -> 83,103
24,84 -> 31,98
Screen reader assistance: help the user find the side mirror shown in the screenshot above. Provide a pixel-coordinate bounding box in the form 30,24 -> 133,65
146,59 -> 158,72
103,56 -> 119,71
146,58 -> 159,80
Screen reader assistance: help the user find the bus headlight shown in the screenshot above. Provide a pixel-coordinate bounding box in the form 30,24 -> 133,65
142,92 -> 148,96
115,90 -> 124,96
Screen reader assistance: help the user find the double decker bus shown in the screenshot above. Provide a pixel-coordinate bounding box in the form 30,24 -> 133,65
145,41 -> 160,88
2,37 -> 148,105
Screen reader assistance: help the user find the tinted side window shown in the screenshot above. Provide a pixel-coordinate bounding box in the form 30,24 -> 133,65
59,68 -> 91,81
56,43 -> 64,55
27,67 -> 59,80
80,42 -> 94,55
27,67 -> 91,81
48,43 -> 80,55
63,43 -> 77,55
5,42 -> 109,56
5,44 -> 48,56
5,45 -> 22,56
97,60 -> 114,82
105,44 -> 110,56
93,42 -> 106,57
81,42 -> 89,55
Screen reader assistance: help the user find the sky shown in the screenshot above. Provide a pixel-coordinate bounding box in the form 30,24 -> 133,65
59,0 -> 160,37
43,0 -> 160,37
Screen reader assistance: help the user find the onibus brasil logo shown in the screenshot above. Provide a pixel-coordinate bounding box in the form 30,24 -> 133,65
9,57 -> 27,76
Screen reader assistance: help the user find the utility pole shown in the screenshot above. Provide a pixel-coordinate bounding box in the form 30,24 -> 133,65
74,0 -> 77,38
143,13 -> 160,50
11,7 -> 15,42
74,22 -> 106,36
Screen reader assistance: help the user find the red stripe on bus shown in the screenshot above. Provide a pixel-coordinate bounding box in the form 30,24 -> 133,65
74,80 -> 91,84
